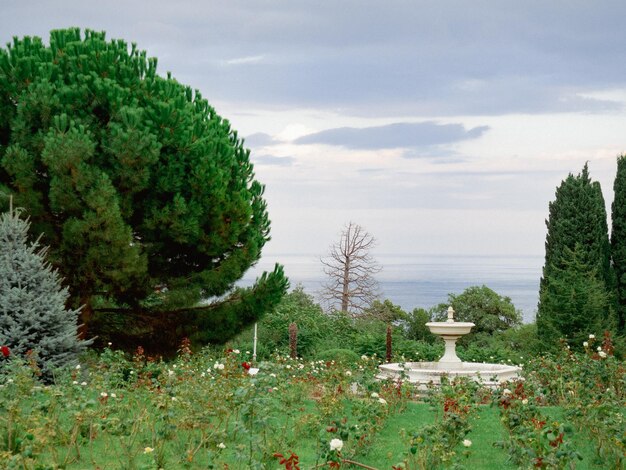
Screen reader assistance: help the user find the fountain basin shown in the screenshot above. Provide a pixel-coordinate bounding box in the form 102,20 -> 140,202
377,361 -> 521,389
425,321 -> 475,336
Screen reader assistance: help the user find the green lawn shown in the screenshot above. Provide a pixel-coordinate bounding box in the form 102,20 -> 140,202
300,403 -> 610,470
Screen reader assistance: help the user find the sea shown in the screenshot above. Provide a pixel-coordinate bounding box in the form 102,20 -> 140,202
241,254 -> 544,324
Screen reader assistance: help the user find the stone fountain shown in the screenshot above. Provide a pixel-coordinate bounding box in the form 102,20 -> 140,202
378,306 -> 520,388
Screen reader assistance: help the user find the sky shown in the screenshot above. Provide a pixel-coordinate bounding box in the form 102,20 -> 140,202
4,0 -> 626,264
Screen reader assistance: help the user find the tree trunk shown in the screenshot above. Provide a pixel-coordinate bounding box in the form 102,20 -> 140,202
78,300 -> 92,341
386,324 -> 392,362
341,256 -> 350,312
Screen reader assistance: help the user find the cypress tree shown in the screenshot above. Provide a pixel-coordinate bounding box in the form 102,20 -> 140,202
0,29 -> 287,351
610,155 -> 626,332
0,204 -> 90,379
537,244 -> 609,348
537,164 -> 615,348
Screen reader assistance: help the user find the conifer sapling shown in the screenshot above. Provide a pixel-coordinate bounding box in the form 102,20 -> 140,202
0,203 -> 91,379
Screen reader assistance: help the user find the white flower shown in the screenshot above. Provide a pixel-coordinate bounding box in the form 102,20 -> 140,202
597,346 -> 602,352
361,355 -> 368,360
298,364 -> 304,369
463,439 -> 472,447
370,392 -> 380,398
502,389 -> 512,396
285,365 -> 291,369
201,372 -> 206,377
599,351 -> 607,358
168,370 -> 174,376
100,392 -> 108,398
171,396 -> 177,401
107,342 -> 112,346
111,393 -> 117,398
233,349 -> 240,354
378,398 -> 387,405
583,341 -> 589,348
73,381 -> 79,385
217,442 -> 226,449
270,373 -> 277,378
246,351 -> 250,354
81,381 -> 87,386
589,334 -> 595,339
143,447 -> 154,454
329,438 -> 343,451
249,368 -> 259,376
213,362 -> 225,370
345,370 -> 352,376
522,398 -> 529,405
75,364 -> 81,370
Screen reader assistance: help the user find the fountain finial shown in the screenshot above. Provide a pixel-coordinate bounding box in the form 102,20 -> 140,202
446,306 -> 455,323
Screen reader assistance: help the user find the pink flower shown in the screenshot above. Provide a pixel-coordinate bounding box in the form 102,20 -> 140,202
1,346 -> 9,358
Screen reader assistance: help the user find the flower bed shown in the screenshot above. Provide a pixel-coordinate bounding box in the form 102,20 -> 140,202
0,341 -> 623,469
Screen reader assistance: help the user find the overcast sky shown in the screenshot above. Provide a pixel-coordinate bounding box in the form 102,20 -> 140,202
4,0 -> 626,263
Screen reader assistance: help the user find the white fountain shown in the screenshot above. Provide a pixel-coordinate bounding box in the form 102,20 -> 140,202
378,306 -> 520,389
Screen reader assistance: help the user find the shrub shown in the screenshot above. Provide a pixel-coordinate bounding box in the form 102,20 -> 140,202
315,349 -> 361,364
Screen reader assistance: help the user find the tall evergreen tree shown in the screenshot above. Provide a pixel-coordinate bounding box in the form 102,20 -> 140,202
0,29 -> 287,351
610,155 -> 626,332
0,204 -> 90,378
537,244 -> 609,348
537,164 -> 615,347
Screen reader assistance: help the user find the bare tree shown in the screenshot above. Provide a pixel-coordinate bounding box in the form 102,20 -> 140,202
321,222 -> 381,315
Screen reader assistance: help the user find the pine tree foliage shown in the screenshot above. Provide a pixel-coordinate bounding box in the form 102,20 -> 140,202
537,164 -> 615,346
0,29 -> 287,350
0,205 -> 90,377
610,155 -> 626,332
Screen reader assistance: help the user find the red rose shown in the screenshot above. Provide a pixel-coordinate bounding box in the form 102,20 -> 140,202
242,362 -> 251,371
1,346 -> 9,358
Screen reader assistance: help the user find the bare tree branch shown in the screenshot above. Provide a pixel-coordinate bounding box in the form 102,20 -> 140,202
320,222 -> 381,316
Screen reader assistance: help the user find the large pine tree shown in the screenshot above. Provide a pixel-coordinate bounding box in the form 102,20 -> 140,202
0,29 -> 287,351
0,204 -> 90,378
610,155 -> 626,333
537,164 -> 615,348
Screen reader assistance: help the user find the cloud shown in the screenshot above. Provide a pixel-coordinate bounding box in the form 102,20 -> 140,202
5,2 -> 626,116
294,122 -> 488,150
251,154 -> 295,166
224,55 -> 265,66
244,132 -> 278,148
